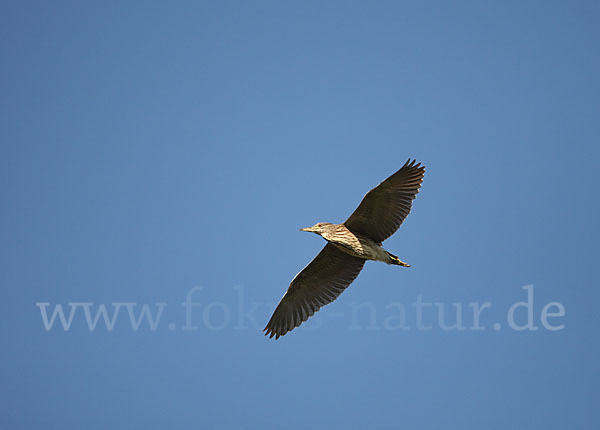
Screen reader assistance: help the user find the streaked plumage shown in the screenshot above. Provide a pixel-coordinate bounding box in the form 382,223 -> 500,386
264,159 -> 425,339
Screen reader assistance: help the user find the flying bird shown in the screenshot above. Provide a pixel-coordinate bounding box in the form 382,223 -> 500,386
264,159 -> 425,339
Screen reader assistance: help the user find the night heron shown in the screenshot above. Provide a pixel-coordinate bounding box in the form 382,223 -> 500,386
264,158 -> 425,339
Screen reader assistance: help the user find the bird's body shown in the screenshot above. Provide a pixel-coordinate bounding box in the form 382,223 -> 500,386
264,159 -> 425,339
306,222 -> 409,266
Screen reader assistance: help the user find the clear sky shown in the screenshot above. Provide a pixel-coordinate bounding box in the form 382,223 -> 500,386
2,1 -> 599,429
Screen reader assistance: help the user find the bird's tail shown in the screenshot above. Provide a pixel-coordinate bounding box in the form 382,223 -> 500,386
387,252 -> 410,267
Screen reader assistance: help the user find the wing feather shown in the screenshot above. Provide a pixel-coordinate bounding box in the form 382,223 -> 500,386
344,159 -> 425,243
264,244 -> 365,339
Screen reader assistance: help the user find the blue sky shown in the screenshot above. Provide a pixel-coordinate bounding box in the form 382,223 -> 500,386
2,1 -> 599,428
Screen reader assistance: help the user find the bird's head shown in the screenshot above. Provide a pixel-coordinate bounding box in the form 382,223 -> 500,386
300,222 -> 333,236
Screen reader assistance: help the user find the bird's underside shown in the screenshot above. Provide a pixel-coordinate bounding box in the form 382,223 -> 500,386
264,158 -> 425,339
318,224 -> 410,266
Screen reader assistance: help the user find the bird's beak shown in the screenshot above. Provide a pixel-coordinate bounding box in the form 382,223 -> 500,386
300,227 -> 313,232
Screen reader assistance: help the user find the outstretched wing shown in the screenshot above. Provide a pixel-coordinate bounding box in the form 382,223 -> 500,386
344,159 -> 425,243
264,244 -> 365,339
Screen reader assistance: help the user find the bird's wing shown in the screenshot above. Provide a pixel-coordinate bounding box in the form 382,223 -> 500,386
264,243 -> 365,339
344,159 -> 425,243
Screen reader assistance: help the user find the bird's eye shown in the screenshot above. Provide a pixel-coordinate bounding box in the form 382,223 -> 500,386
317,223 -> 322,227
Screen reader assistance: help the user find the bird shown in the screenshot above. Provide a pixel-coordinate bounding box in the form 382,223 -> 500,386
264,158 -> 425,339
